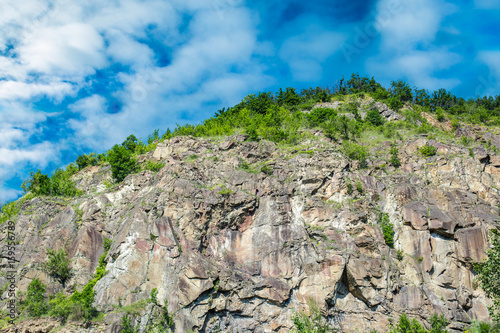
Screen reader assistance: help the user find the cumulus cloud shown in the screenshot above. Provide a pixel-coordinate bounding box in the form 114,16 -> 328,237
279,20 -> 346,81
375,0 -> 456,50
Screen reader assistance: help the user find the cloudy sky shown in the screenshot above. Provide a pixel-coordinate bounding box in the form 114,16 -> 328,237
1,0 -> 499,204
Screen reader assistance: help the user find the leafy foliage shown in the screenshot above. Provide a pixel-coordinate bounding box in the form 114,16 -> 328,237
419,145 -> 437,157
21,164 -> 80,197
23,278 -> 48,317
108,144 -> 138,182
291,299 -> 336,333
476,230 -> 500,322
388,313 -> 449,333
0,193 -> 34,224
144,161 -> 165,173
43,248 -> 71,284
390,145 -> 401,168
366,109 -> 385,126
342,142 -> 369,165
380,212 -> 394,248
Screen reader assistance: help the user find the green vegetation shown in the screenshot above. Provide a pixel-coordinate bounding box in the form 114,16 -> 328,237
108,142 -> 139,183
21,166 -> 81,197
23,278 -> 48,317
387,313 -> 449,333
476,230 -> 500,322
390,145 -> 401,167
467,321 -> 500,333
0,193 -> 34,224
380,212 -> 394,248
43,249 -> 71,285
18,239 -> 111,322
419,145 -> 438,157
144,161 -> 165,173
291,299 -> 336,333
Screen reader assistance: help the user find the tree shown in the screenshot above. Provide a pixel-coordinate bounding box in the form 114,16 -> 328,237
390,80 -> 413,104
122,134 -> 139,152
43,248 -> 71,285
76,153 -> 98,170
366,109 -> 385,126
476,229 -> 500,322
25,278 -> 48,317
21,170 -> 51,195
107,145 -> 138,182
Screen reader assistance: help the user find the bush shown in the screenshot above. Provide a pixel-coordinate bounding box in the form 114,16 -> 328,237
21,170 -> 51,195
342,142 -> 369,165
476,230 -> 500,322
380,213 -> 394,248
21,168 -> 80,197
43,249 -> 71,285
24,278 -> 48,317
291,299 -> 336,333
366,110 -> 385,126
144,161 -> 165,173
108,145 -> 138,182
390,145 -> 401,167
467,321 -> 500,333
76,153 -> 98,170
388,313 -> 449,333
419,145 -> 437,157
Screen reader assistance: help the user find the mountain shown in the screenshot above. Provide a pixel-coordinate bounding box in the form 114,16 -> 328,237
1,89 -> 500,333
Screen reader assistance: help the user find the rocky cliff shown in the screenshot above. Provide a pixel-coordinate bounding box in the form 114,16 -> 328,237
2,119 -> 500,332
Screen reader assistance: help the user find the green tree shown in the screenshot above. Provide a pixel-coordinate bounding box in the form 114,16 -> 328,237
366,109 -> 385,126
108,145 -> 138,182
76,153 -> 98,170
25,278 -> 48,317
43,248 -> 71,285
122,134 -> 139,152
21,170 -> 51,195
391,80 -> 413,103
476,230 -> 500,322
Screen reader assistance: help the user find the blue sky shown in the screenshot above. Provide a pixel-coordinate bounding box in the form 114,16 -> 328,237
0,0 -> 500,204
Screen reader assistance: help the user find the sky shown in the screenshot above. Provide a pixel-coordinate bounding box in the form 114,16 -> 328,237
0,0 -> 500,204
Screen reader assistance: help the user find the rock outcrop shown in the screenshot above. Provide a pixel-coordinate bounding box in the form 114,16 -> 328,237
1,126 -> 500,332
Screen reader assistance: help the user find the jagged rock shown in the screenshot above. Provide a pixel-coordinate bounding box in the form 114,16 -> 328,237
3,133 -> 500,332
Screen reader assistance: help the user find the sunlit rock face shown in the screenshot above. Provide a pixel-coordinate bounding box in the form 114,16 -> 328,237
3,126 -> 500,332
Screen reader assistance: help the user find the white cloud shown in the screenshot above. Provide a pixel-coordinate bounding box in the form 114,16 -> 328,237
19,23 -> 107,77
375,0 -> 456,50
477,51 -> 500,96
279,24 -> 346,81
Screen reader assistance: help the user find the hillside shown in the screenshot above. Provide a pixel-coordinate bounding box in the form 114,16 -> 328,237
1,77 -> 500,333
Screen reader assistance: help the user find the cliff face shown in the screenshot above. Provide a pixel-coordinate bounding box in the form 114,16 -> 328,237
2,124 -> 500,332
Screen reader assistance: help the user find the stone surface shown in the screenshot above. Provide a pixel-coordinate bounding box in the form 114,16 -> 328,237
2,131 -> 500,332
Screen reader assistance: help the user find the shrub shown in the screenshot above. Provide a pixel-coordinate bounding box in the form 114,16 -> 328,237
76,153 -> 98,170
390,145 -> 401,167
380,213 -> 394,248
475,230 -> 500,322
366,110 -> 385,126
356,181 -> 363,194
291,299 -> 336,333
122,315 -> 138,333
388,313 -> 449,333
24,278 -> 48,317
342,142 -> 369,165
419,145 -> 437,157
21,170 -> 51,195
108,145 -> 138,182
307,108 -> 337,127
21,168 -> 80,198
43,249 -> 71,285
144,161 -> 165,173
260,164 -> 273,176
